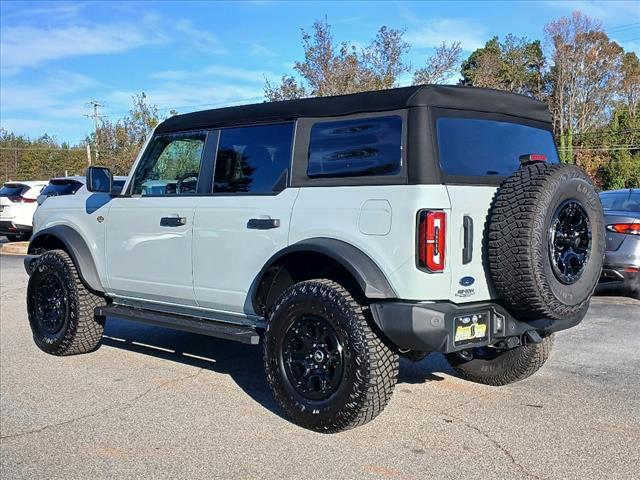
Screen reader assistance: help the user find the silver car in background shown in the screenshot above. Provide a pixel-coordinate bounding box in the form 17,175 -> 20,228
599,188 -> 640,297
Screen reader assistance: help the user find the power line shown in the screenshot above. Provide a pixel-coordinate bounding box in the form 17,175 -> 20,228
605,22 -> 640,34
558,146 -> 639,151
570,128 -> 640,137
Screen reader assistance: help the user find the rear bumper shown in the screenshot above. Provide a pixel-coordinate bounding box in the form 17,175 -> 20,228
370,300 -> 583,353
601,245 -> 640,284
0,220 -> 31,235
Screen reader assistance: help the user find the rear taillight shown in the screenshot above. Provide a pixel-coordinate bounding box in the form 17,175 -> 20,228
417,210 -> 446,272
8,195 -> 35,203
606,223 -> 640,235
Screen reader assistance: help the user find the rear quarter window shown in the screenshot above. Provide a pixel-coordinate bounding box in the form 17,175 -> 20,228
307,115 -> 402,178
436,117 -> 559,177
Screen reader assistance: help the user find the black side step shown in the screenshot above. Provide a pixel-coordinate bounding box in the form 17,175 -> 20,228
96,305 -> 260,345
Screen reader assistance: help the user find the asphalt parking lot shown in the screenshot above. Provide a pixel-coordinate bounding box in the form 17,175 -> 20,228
1,252 -> 639,480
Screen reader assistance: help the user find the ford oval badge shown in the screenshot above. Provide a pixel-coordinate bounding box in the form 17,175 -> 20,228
460,276 -> 475,287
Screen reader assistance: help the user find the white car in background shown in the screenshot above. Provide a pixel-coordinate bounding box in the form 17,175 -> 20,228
0,181 -> 48,241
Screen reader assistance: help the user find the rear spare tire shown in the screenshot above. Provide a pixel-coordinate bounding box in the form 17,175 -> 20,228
488,163 -> 604,321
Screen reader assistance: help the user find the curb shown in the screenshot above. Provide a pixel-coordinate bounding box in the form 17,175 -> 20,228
0,241 -> 28,255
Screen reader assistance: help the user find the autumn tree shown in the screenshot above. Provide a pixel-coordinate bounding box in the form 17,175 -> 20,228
90,93 -> 161,175
264,19 -> 409,100
545,12 -> 624,162
460,35 -> 545,98
412,41 -> 462,85
620,52 -> 640,118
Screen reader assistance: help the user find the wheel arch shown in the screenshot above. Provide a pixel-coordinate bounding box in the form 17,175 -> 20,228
251,238 -> 397,316
28,225 -> 105,293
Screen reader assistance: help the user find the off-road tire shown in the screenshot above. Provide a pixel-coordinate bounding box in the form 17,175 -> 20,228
263,279 -> 399,433
27,249 -> 106,356
445,334 -> 554,386
488,163 -> 604,321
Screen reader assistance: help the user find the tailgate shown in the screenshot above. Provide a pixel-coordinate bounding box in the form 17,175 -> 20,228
445,185 -> 498,302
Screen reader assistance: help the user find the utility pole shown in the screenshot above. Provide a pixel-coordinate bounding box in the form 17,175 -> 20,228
85,100 -> 105,164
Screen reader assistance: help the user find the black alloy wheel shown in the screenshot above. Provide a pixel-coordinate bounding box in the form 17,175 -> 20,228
548,200 -> 592,285
282,315 -> 345,401
33,273 -> 68,335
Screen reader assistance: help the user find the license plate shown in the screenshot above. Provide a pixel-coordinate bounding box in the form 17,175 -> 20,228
454,312 -> 489,346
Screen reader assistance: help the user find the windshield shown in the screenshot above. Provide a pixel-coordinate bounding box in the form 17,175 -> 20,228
436,116 -> 559,177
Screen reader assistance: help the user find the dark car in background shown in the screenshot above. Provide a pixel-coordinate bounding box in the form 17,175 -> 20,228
599,188 -> 640,297
37,176 -> 128,205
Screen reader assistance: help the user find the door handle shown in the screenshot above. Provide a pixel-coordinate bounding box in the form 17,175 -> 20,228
160,216 -> 187,227
247,218 -> 280,230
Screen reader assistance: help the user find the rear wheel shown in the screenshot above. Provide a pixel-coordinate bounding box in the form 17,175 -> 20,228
263,279 -> 398,433
445,335 -> 554,386
27,250 -> 106,356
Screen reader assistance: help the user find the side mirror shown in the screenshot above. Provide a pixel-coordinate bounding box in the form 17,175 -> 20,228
86,166 -> 113,193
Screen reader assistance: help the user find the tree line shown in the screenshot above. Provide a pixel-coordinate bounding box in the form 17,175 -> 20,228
1,10 -> 638,189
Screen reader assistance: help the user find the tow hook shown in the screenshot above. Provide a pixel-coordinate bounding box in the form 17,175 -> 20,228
525,330 -> 543,344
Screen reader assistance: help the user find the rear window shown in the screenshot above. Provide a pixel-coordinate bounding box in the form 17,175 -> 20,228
0,184 -> 27,197
600,191 -> 640,212
307,116 -> 402,178
436,117 -> 559,177
41,181 -> 82,197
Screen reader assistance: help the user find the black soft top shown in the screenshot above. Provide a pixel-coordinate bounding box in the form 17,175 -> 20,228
156,85 -> 551,134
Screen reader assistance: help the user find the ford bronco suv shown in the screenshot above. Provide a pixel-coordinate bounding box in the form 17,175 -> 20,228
24,85 -> 604,433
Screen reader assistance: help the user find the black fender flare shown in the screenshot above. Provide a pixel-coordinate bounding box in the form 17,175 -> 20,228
28,225 -> 105,293
252,238 -> 398,313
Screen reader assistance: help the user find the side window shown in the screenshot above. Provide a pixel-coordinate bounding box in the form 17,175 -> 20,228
213,123 -> 294,194
307,115 -> 402,178
132,131 -> 207,196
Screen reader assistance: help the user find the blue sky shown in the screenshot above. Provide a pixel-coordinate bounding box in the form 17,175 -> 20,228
1,0 -> 639,144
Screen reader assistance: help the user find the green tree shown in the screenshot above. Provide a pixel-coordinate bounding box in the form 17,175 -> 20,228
460,34 -> 545,98
601,106 -> 640,189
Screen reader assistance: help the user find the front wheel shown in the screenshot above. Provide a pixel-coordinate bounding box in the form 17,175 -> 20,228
444,335 -> 554,386
27,249 -> 107,356
263,279 -> 399,433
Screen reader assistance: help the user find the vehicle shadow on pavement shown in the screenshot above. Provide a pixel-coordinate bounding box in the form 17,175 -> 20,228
102,317 -> 452,418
